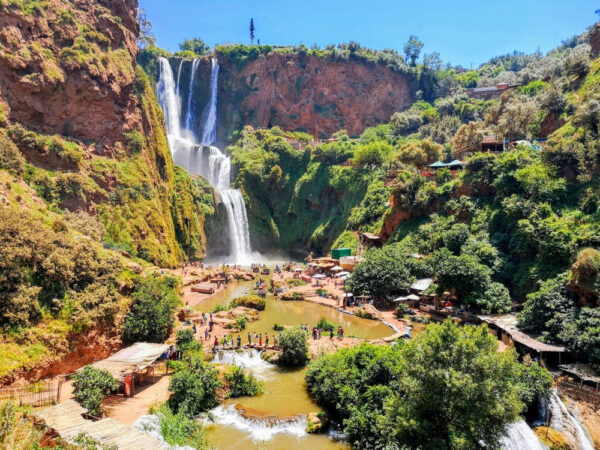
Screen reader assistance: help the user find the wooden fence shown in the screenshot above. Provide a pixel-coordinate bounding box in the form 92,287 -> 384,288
0,377 -> 63,407
558,379 -> 600,410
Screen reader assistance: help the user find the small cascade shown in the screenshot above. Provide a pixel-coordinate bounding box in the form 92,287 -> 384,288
500,420 -> 546,450
184,58 -> 200,131
212,349 -> 273,377
201,58 -> 219,145
206,404 -> 308,441
544,389 -> 595,450
133,414 -> 195,449
156,56 -> 256,263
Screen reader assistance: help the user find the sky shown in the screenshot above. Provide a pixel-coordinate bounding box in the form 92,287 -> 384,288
139,0 -> 598,67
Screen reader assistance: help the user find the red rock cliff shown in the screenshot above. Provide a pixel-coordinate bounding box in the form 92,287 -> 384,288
0,0 -> 140,149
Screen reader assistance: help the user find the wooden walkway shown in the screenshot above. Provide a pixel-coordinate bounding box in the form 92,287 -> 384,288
35,400 -> 164,449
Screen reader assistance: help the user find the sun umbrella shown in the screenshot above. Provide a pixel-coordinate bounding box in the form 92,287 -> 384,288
313,274 -> 326,279
330,266 -> 343,272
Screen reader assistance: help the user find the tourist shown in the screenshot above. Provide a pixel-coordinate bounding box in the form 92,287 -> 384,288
210,312 -> 213,320
254,332 -> 258,341
248,332 -> 252,345
312,327 -> 317,340
265,332 -> 269,346
340,326 -> 344,339
209,319 -> 214,332
330,329 -> 334,340
205,328 -> 209,341
213,336 -> 219,349
274,335 -> 278,347
259,334 -> 263,347
237,335 -> 241,348
192,324 -> 197,334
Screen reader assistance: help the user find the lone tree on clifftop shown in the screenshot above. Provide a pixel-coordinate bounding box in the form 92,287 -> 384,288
404,34 -> 424,66
250,18 -> 255,45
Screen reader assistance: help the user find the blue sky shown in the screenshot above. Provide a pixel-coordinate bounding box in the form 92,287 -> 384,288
139,0 -> 597,67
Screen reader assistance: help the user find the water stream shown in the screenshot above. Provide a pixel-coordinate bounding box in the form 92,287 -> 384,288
543,389 -> 595,450
157,57 -> 255,264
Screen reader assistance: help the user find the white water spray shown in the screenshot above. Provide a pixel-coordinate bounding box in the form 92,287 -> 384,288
157,56 -> 255,263
201,58 -> 219,145
206,405 -> 308,441
500,420 -> 546,450
184,58 -> 200,131
544,389 -> 595,450
212,349 -> 274,377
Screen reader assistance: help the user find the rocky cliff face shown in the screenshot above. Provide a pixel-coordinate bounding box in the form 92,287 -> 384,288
0,0 -> 212,266
0,0 -> 140,148
171,53 -> 416,145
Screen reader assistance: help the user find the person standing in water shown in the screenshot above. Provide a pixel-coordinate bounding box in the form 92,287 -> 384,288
237,335 -> 242,348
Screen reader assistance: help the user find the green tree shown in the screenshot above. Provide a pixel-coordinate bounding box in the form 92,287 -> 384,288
122,275 -> 180,344
179,38 -> 211,56
137,9 -> 156,49
249,18 -> 255,45
347,246 -> 414,300
168,354 -> 221,415
278,328 -> 309,366
72,366 -> 118,417
403,35 -> 424,66
306,320 -> 550,449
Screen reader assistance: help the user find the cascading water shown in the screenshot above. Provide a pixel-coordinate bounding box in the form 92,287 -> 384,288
500,420 -> 546,450
157,56 -> 255,263
212,348 -> 274,377
543,389 -> 595,450
184,58 -> 200,131
201,58 -> 219,146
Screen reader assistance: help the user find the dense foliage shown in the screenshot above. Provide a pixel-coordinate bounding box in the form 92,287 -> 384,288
277,327 -> 309,366
122,275 -> 180,344
230,294 -> 266,311
152,404 -> 210,449
224,366 -> 265,398
306,319 -> 552,449
72,365 -> 119,417
168,352 -> 221,416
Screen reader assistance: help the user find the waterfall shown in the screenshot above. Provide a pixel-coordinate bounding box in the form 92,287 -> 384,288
212,349 -> 273,377
500,420 -> 546,450
184,58 -> 200,131
205,405 -> 308,441
156,56 -> 255,264
544,389 -> 595,450
201,58 -> 219,145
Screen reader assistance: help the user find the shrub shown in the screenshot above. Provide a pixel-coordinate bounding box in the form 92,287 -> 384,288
230,294 -> 266,311
123,130 -> 144,154
175,328 -> 202,352
154,405 -> 210,449
287,279 -> 307,287
0,400 -> 41,449
225,366 -> 264,398
395,303 -> 409,318
122,275 -> 180,344
278,328 -> 309,366
273,323 -> 284,331
72,365 -> 118,417
315,317 -> 335,332
168,355 -> 221,416
236,315 -> 248,330
0,133 -> 25,175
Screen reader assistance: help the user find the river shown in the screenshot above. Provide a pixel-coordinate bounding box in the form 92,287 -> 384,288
195,278 -> 392,449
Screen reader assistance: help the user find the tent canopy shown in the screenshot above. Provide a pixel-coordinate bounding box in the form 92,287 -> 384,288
313,274 -> 326,279
330,266 -> 343,272
446,159 -> 464,168
429,161 -> 447,168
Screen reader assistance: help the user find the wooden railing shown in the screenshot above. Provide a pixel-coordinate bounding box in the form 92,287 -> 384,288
0,377 -> 63,407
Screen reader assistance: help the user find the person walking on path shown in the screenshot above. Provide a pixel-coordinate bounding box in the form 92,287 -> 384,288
259,334 -> 263,347
248,332 -> 252,345
265,333 -> 269,347
213,336 -> 219,350
209,319 -> 214,332
205,328 -> 209,341
237,335 -> 242,348
330,329 -> 334,340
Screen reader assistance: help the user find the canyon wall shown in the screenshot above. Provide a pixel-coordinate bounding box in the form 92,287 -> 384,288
170,52 -> 417,145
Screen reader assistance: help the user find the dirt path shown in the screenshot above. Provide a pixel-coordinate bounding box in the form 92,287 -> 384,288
103,375 -> 172,425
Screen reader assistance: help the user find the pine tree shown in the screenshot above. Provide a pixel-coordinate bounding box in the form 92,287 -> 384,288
250,18 -> 255,45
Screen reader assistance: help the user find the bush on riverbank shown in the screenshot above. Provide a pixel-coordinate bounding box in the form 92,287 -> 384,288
224,366 -> 264,398
278,328 -> 309,366
168,353 -> 221,416
316,317 -> 335,332
72,366 -> 118,417
230,294 -> 266,311
306,319 -> 552,449
122,275 -> 180,344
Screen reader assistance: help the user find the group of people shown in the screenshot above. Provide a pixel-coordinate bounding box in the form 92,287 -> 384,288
212,331 -> 279,350
301,323 -> 345,340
